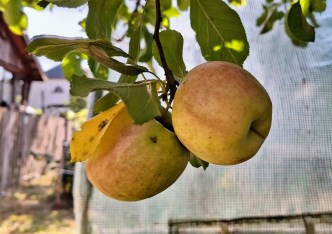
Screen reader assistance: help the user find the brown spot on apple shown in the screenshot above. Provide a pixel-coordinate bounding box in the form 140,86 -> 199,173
150,136 -> 157,143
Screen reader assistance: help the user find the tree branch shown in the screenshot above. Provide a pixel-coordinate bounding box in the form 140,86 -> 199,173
153,0 -> 178,104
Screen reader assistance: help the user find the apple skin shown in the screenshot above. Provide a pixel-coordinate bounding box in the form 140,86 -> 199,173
172,61 -> 272,165
86,107 -> 189,201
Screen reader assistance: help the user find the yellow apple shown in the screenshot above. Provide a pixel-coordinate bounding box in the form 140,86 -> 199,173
86,107 -> 189,201
172,61 -> 272,165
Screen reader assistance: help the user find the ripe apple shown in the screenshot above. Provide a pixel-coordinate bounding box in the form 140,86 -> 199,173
86,107 -> 189,201
172,61 -> 272,165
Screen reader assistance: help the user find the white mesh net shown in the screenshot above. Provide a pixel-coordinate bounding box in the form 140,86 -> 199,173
73,1 -> 332,233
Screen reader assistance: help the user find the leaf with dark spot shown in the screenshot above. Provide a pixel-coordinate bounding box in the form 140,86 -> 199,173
98,119 -> 109,131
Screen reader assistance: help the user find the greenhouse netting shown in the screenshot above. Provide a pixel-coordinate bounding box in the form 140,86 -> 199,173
73,1 -> 332,233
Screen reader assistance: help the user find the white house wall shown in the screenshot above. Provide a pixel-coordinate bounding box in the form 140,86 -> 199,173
0,82 -> 11,104
29,79 -> 70,109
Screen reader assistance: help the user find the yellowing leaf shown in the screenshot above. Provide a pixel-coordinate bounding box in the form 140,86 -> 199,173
70,102 -> 125,162
92,106 -> 133,158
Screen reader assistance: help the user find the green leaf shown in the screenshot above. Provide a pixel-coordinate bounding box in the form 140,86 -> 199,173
88,45 -> 148,75
62,52 -> 86,81
163,7 -> 180,18
177,0 -> 190,11
93,16 -> 146,114
22,0 -> 45,10
2,0 -> 27,35
256,6 -> 268,27
117,21 -> 143,81
88,58 -> 109,80
312,0 -> 326,12
3,0 -> 21,26
144,0 -> 156,25
287,1 -> 315,42
152,29 -> 187,79
146,1 -> 174,27
45,0 -> 88,8
37,0 -> 50,8
189,153 -> 209,170
91,39 -> 132,58
86,0 -> 122,39
8,12 -> 27,35
26,36 -> 88,61
228,0 -> 247,7
78,17 -> 86,31
190,0 -> 249,66
161,0 -> 172,10
26,36 -> 130,61
306,11 -> 319,28
128,20 -> 143,63
26,36 -> 147,75
116,2 -> 131,22
88,59 -> 105,79
93,92 -> 119,114
139,27 -> 153,63
257,5 -> 284,34
70,75 -> 161,124
299,0 -> 310,15
284,13 -> 307,47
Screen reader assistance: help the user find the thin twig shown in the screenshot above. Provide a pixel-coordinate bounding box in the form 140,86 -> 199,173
115,0 -> 142,42
147,71 -> 166,84
140,73 -> 148,81
153,0 -> 178,106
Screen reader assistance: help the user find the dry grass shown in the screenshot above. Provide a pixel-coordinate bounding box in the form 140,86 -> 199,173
0,172 -> 76,234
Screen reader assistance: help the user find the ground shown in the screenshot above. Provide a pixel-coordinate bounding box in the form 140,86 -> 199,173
0,171 -> 76,234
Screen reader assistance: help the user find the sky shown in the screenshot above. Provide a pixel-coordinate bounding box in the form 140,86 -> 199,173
23,3 -> 204,74
24,5 -> 88,71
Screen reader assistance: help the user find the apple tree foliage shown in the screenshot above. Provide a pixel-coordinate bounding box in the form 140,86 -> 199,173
0,0 -> 326,169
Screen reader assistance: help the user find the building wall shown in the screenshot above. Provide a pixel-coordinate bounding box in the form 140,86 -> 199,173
0,82 -> 11,104
28,79 -> 70,110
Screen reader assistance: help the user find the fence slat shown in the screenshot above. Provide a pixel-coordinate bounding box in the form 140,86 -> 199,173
0,110 -> 18,193
0,107 -> 73,194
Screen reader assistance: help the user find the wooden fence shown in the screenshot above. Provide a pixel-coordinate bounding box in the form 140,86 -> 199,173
0,107 -> 73,195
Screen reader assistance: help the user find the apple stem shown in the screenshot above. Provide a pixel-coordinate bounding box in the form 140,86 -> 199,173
153,0 -> 178,106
